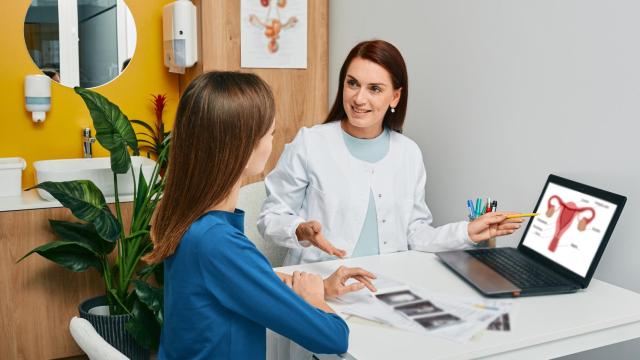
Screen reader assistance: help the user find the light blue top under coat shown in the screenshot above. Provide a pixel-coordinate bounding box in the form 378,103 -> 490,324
341,127 -> 390,257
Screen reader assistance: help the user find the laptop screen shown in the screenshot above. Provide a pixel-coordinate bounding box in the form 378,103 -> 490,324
521,181 -> 618,277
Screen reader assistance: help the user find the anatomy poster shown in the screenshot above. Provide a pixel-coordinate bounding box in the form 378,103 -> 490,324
241,0 -> 307,69
522,182 -> 617,277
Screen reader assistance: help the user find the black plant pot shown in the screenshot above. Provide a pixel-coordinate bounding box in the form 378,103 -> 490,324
79,296 -> 150,360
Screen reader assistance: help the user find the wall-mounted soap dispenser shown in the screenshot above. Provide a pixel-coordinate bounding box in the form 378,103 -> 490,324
24,74 -> 51,123
163,0 -> 198,74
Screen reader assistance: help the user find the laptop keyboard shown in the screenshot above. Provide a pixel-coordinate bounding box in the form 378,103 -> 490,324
467,248 -> 571,289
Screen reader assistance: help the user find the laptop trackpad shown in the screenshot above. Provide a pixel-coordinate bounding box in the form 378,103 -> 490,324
438,251 -> 521,296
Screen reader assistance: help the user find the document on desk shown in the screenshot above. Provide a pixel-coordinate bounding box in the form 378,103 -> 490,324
331,274 -> 515,342
484,299 -> 516,332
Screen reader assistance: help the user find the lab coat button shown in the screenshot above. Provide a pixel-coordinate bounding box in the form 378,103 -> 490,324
378,193 -> 382,198
382,219 -> 386,223
384,241 -> 388,244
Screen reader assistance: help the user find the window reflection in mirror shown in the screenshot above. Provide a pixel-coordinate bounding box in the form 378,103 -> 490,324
24,0 -> 137,88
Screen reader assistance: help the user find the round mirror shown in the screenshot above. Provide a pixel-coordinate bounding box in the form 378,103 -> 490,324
24,0 -> 137,88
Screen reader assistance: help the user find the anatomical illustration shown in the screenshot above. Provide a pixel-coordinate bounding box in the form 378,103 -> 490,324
249,0 -> 299,53
545,195 -> 595,252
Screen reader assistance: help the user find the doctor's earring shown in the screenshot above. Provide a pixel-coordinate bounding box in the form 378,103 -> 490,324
390,107 -> 396,113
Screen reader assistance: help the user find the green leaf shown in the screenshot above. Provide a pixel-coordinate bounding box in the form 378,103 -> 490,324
137,264 -> 154,277
107,287 -> 130,315
138,146 -> 157,155
133,164 -> 149,219
125,298 -> 161,350
136,264 -> 162,285
30,181 -> 120,242
135,138 -> 157,147
17,241 -> 102,272
130,119 -> 157,136
49,220 -> 116,255
132,280 -> 163,324
74,87 -> 138,174
153,262 -> 164,286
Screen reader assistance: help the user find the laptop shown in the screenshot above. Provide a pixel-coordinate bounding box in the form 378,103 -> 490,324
437,174 -> 626,297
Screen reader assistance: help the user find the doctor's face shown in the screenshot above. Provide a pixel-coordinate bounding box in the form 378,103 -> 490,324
342,57 -> 401,138
243,120 -> 276,177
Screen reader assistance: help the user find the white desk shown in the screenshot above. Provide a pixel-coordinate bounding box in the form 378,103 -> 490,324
275,251 -> 640,360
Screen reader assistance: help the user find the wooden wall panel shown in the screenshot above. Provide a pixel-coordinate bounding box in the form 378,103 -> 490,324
0,204 -> 132,359
180,0 -> 329,185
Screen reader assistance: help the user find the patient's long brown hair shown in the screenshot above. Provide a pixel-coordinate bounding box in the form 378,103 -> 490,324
144,71 -> 275,264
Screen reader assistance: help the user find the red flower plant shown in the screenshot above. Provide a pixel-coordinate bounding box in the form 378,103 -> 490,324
130,94 -> 170,175
131,94 -> 170,158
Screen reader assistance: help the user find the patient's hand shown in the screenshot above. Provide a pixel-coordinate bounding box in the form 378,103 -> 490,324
323,266 -> 377,299
292,271 -> 325,303
276,272 -> 293,288
291,271 -> 335,313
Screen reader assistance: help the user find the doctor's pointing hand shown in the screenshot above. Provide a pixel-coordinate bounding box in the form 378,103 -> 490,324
295,220 -> 347,258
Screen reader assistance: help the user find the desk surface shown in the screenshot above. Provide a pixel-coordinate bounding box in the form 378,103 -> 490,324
276,251 -> 640,360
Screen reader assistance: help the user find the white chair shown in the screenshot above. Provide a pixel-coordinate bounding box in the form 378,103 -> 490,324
239,181 -> 299,360
69,316 -> 129,360
237,180 -> 287,267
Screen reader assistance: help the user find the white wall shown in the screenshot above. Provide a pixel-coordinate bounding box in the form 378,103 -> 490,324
330,1 -> 640,358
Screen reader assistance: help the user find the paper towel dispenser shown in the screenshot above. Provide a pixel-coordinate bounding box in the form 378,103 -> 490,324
163,0 -> 198,74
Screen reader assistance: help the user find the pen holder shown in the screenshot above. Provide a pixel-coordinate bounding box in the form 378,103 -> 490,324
468,215 -> 497,249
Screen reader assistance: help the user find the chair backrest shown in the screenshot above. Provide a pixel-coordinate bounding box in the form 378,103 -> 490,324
237,180 -> 287,267
69,317 -> 129,360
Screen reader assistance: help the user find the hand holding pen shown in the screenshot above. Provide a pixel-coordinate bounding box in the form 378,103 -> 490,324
467,211 -> 525,243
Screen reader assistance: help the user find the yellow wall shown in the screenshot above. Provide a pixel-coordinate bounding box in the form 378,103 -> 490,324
0,0 -> 180,188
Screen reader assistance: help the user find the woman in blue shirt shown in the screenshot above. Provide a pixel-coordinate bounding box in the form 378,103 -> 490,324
144,71 -> 376,359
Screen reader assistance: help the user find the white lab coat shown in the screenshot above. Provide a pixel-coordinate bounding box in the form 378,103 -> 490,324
260,122 -> 475,359
258,122 -> 474,266
258,121 -> 473,265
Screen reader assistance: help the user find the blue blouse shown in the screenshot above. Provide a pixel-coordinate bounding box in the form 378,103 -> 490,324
159,210 -> 349,359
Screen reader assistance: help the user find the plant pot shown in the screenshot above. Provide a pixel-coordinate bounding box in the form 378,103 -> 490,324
79,296 -> 150,360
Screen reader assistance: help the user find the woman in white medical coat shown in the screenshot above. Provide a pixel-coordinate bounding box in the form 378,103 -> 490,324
258,40 -> 522,267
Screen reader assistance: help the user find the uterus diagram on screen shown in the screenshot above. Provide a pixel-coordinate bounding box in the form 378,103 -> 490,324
544,195 -> 596,252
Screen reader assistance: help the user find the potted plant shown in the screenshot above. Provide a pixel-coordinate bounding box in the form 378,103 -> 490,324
18,87 -> 168,359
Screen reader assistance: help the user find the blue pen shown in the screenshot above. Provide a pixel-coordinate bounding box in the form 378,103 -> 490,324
467,200 -> 475,219
474,198 -> 482,219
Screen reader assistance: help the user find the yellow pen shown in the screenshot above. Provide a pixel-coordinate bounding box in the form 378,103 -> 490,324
505,213 -> 539,219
